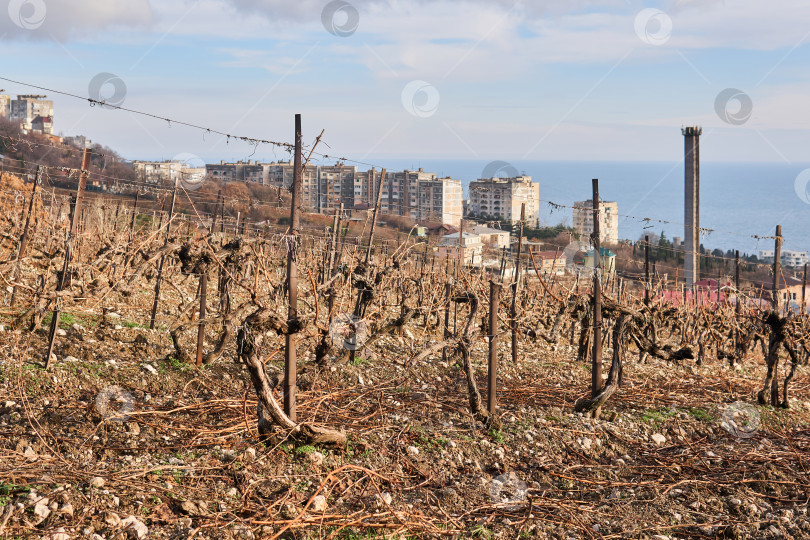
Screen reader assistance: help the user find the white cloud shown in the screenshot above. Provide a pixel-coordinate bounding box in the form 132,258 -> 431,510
1,0 -> 152,40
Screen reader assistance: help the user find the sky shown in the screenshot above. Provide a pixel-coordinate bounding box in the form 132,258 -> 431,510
2,0 -> 810,167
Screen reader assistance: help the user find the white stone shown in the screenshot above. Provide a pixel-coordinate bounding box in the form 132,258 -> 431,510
33,498 -> 51,522
243,447 -> 256,463
89,476 -> 106,488
406,446 -> 420,457
581,437 -> 592,451
121,516 -> 148,539
59,502 -> 74,517
142,364 -> 158,375
310,494 -> 327,512
307,451 -> 325,467
375,492 -> 393,507
56,328 -> 67,337
651,433 -> 667,446
51,527 -> 71,540
104,512 -> 121,527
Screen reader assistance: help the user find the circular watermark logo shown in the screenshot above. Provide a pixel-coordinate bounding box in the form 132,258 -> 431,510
95,385 -> 134,423
8,0 -> 46,30
321,0 -> 359,37
173,152 -> 207,191
481,160 -> 519,179
715,88 -> 752,126
88,73 -> 127,109
793,168 -> 810,205
563,239 -> 597,278
329,313 -> 368,351
489,472 -> 527,507
634,8 -> 672,46
720,401 -> 760,438
401,80 -> 440,118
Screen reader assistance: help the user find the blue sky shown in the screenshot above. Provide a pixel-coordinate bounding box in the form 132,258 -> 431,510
2,0 -> 810,166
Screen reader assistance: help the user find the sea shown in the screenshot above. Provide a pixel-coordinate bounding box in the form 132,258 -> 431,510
370,159 -> 810,258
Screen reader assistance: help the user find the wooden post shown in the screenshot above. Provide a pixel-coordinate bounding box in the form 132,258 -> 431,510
801,262 -> 807,316
284,114 -> 303,422
735,250 -> 741,317
70,149 -> 91,239
11,166 -> 39,307
591,179 -> 602,397
644,234 -> 650,306
209,190 -> 220,234
149,183 -> 178,329
327,204 -> 342,280
129,191 -> 140,241
113,199 -> 121,232
772,225 -> 782,312
195,272 -> 208,367
457,219 -> 465,271
44,195 -> 77,369
364,169 -> 387,265
442,282 -> 451,363
488,280 -> 500,415
510,203 -> 525,363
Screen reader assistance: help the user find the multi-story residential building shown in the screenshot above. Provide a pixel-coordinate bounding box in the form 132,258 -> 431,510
468,176 -> 540,226
134,160 -> 205,185
318,163 -> 358,213
206,160 -> 245,183
0,95 -> 10,119
377,169 -> 432,220
63,135 -> 93,149
243,163 -> 267,184
573,199 -> 619,245
9,95 -> 54,134
438,232 -> 483,264
759,249 -> 808,268
134,161 -> 183,184
417,176 -> 463,227
200,161 -> 463,226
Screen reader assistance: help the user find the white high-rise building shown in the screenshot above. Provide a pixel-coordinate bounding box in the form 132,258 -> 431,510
417,177 -> 463,227
573,200 -> 619,245
0,95 -> 10,119
10,95 -> 53,134
759,249 -> 808,268
468,176 -> 540,226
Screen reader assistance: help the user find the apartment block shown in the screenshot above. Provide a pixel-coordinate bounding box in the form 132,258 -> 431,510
201,160 -> 463,226
9,95 -> 54,134
417,176 -> 463,227
134,160 -> 205,185
318,163 -> 358,212
468,176 -> 540,226
0,95 -> 10,119
572,199 -> 619,245
63,135 -> 93,149
759,249 -> 808,268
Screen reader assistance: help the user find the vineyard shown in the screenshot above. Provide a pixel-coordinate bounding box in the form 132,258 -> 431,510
0,141 -> 809,539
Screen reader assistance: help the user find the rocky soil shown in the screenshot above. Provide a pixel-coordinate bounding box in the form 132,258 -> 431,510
0,310 -> 808,540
